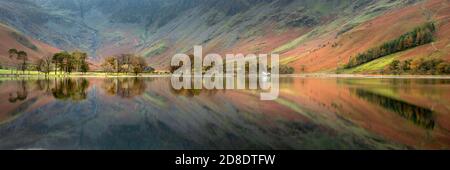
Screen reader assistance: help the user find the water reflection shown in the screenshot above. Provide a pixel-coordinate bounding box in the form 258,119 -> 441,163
101,78 -> 147,98
352,88 -> 435,129
8,80 -> 28,103
4,78 -> 150,102
169,76 -> 270,97
52,78 -> 89,101
0,77 -> 448,149
170,87 -> 219,97
4,78 -> 90,102
35,79 -> 52,95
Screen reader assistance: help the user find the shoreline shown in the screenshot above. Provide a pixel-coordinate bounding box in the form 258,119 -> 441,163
1,73 -> 450,79
281,73 -> 450,79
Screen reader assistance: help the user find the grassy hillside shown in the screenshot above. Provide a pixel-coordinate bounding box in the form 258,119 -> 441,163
343,54 -> 400,74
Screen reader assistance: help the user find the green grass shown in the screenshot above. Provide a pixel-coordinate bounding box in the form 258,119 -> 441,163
338,78 -> 409,102
280,55 -> 301,65
273,33 -> 310,54
0,69 -> 40,75
0,69 -> 172,78
0,69 -> 95,76
342,54 -> 399,74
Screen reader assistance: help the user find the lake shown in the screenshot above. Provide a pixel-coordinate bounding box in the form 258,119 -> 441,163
0,77 -> 449,149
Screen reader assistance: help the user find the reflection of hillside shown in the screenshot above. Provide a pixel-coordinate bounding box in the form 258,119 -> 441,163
0,77 -> 449,149
353,89 -> 435,129
170,88 -> 220,97
168,76 -> 272,97
338,78 -> 450,86
52,78 -> 89,101
277,78 -> 450,149
1,79 -> 44,125
101,78 -> 147,98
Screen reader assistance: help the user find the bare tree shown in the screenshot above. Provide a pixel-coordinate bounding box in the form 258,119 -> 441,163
115,54 -> 133,75
37,56 -> 52,77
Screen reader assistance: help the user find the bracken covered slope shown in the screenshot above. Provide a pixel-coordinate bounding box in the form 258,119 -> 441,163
0,0 -> 448,72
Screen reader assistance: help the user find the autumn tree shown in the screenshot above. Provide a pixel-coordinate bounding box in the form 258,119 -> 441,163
389,60 -> 401,74
401,59 -> 412,72
101,56 -> 117,74
130,55 -> 147,76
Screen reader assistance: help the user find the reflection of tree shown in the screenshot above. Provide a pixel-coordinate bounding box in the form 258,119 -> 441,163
169,80 -> 218,97
52,78 -> 89,101
8,80 -> 28,103
353,89 -> 435,129
101,78 -> 146,98
35,79 -> 53,95
170,88 -> 203,97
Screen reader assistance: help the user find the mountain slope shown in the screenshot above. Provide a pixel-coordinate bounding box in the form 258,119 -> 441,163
0,23 -> 60,68
283,0 -> 450,73
0,0 -> 448,73
0,0 -> 97,55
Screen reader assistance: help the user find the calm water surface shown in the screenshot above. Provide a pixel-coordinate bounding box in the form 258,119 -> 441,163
0,77 -> 449,149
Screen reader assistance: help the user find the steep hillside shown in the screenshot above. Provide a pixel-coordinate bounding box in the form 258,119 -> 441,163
0,23 -> 60,68
0,0 -> 97,55
1,0 -> 447,73
282,0 -> 450,73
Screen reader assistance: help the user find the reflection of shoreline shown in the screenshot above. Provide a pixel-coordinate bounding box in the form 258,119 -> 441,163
2,74 -> 450,79
281,74 -> 450,79
352,88 -> 435,130
4,78 -> 91,103
101,78 -> 147,98
0,77 -> 449,149
279,77 -> 450,149
52,78 -> 90,101
0,78 -> 91,125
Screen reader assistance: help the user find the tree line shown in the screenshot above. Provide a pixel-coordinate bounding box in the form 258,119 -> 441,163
169,54 -> 296,74
101,54 -> 151,76
5,49 -> 153,76
7,78 -> 90,103
5,48 -> 90,76
345,22 -> 436,68
46,51 -> 89,76
388,58 -> 450,75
